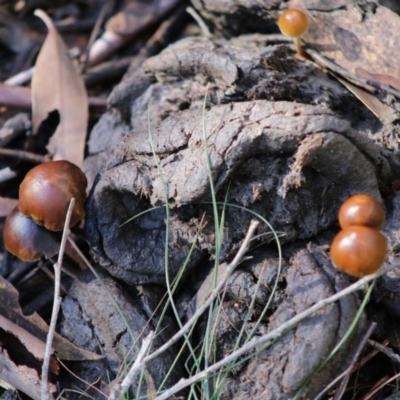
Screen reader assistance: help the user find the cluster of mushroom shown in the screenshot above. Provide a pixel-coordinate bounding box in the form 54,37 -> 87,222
3,160 -> 87,261
330,194 -> 388,277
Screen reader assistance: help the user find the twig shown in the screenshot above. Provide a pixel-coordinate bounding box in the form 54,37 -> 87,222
86,0 -> 181,68
363,370 -> 400,400
81,0 -> 115,72
313,332 -> 378,400
333,322 -> 376,400
186,6 -> 211,37
152,262 -> 399,400
109,332 -> 154,400
0,82 -> 107,111
368,339 -> 400,364
4,66 -> 35,86
41,198 -> 75,400
0,148 -> 51,164
146,219 -> 259,364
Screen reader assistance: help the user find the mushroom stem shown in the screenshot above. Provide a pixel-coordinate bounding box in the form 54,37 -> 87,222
294,37 -> 307,58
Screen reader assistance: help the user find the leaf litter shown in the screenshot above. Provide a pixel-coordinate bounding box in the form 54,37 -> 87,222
31,9 -> 88,167
0,275 -> 102,398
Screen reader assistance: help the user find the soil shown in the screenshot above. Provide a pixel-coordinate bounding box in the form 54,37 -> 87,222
2,1 -> 400,399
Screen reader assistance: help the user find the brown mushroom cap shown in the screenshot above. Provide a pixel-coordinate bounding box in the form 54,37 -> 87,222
3,206 -> 61,261
19,160 -> 87,231
278,9 -> 309,38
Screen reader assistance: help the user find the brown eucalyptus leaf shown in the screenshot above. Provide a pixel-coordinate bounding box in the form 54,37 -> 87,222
355,67 -> 400,92
0,275 -> 102,361
334,74 -> 388,120
0,348 -> 57,400
0,314 -> 60,374
305,6 -> 400,91
31,9 -> 88,167
145,369 -> 157,400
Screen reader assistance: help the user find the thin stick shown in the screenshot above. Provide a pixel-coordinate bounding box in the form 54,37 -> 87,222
363,370 -> 400,400
332,322 -> 376,400
152,262 -> 399,400
41,198 -> 75,400
314,324 -> 378,400
367,339 -> 400,365
146,219 -> 259,364
109,332 -> 154,400
0,148 -> 51,163
186,6 -> 211,37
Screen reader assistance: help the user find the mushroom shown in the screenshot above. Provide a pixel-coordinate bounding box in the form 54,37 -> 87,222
330,226 -> 387,277
277,8 -> 309,57
19,160 -> 87,231
3,206 -> 61,261
338,194 -> 385,230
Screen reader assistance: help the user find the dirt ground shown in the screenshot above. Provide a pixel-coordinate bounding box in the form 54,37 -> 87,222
1,1 -> 400,399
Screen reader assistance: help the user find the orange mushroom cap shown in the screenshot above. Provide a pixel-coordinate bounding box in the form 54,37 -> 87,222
330,226 -> 387,277
19,160 -> 87,231
338,194 -> 385,230
278,9 -> 309,38
3,206 -> 60,261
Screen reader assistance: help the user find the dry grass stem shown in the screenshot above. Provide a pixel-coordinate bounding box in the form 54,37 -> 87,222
152,262 -> 399,400
146,219 -> 260,364
109,332 -> 154,400
186,7 -> 211,37
41,198 -> 75,400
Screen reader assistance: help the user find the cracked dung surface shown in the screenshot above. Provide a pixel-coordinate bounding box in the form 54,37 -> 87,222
59,269 -> 184,398
79,32 -> 400,397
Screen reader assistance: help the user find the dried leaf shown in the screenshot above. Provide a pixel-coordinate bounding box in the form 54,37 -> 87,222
31,9 -> 88,167
333,74 -> 388,120
0,275 -> 102,362
145,369 -> 157,400
0,314 -> 58,370
0,348 -> 57,400
0,197 -> 18,217
355,67 -> 400,92
305,6 -> 400,93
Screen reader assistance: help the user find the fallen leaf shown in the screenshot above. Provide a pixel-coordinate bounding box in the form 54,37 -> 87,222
333,73 -> 388,120
0,348 -> 57,400
305,5 -> 400,93
145,369 -> 157,400
31,9 -> 88,167
0,275 -> 102,362
0,315 -> 60,375
355,67 -> 400,92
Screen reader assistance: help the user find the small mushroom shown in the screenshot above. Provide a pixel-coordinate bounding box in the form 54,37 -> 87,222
277,8 -> 309,57
330,226 -> 387,277
3,206 -> 61,261
338,194 -> 385,230
19,160 -> 87,231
